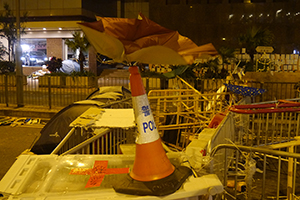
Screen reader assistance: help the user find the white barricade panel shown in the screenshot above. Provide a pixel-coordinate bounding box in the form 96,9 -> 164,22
70,107 -> 135,128
0,154 -> 223,200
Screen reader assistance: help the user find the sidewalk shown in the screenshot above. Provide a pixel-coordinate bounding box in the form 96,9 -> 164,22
0,104 -> 63,119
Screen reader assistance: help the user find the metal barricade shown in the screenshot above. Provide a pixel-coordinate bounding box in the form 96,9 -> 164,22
148,76 -> 232,150
207,99 -> 300,200
211,144 -> 300,200
229,99 -> 300,147
51,127 -> 136,155
0,74 -> 98,108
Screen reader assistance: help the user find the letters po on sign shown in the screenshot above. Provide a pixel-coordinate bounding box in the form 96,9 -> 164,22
143,120 -> 156,133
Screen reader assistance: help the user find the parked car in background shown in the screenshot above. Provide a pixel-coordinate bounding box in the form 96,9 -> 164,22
21,51 -> 48,66
21,52 -> 29,66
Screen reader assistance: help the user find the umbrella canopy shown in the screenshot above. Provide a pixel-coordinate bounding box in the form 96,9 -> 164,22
78,13 -> 218,65
31,86 -> 132,154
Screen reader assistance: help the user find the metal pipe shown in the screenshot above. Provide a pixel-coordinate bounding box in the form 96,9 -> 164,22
5,75 -> 8,106
61,128 -> 110,156
262,154 -> 266,200
48,76 -> 52,109
293,158 -> 297,199
234,150 -> 239,198
224,148 -> 228,186
210,144 -> 300,159
265,113 -> 269,145
276,156 -> 281,200
50,127 -> 76,155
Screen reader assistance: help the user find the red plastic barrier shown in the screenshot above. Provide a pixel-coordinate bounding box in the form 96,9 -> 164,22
208,111 -> 228,128
229,100 -> 300,114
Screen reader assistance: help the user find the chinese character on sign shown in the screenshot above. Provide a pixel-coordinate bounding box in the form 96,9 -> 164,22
142,105 -> 150,117
69,160 -> 129,188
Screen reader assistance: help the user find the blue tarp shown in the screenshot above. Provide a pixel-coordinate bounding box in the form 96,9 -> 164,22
224,83 -> 266,97
59,60 -> 80,74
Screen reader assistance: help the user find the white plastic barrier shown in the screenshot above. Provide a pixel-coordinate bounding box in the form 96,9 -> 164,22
0,154 -> 223,200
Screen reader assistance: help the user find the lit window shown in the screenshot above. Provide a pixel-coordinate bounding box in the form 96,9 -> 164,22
276,9 -> 282,17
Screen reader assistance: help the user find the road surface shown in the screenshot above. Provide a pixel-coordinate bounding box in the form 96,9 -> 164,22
0,125 -> 43,181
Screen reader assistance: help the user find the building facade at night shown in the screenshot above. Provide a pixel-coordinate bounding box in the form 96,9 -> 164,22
149,0 -> 300,54
0,0 -> 115,61
0,0 -> 148,72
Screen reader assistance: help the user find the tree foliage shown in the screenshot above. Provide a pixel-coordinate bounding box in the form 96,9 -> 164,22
218,46 -> 236,66
0,3 -> 27,62
141,58 -> 229,81
65,31 -> 90,72
0,61 -> 15,74
238,26 -> 274,62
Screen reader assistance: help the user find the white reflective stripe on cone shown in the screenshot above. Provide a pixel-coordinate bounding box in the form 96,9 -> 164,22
132,94 -> 160,144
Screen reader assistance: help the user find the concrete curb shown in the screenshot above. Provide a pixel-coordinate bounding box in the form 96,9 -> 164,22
0,105 -> 62,119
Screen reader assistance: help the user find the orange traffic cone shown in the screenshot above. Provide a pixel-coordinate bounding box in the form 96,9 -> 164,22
113,66 -> 192,196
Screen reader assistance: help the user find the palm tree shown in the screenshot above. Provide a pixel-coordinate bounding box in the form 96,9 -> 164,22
238,26 -> 274,64
217,46 -> 236,78
65,31 -> 90,72
218,46 -> 236,68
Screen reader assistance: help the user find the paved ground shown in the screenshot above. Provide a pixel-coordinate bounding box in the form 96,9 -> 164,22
0,124 -> 43,181
0,103 -> 66,182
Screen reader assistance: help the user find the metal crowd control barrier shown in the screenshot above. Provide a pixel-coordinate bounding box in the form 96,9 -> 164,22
51,127 -> 136,155
228,99 -> 300,147
43,96 -> 300,199
46,76 -> 233,158
207,98 -> 300,200
211,144 -> 300,200
148,76 -> 232,149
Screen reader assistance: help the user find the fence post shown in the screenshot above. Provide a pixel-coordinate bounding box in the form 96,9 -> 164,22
260,82 -> 265,102
200,79 -> 204,111
200,79 -> 205,93
145,78 -> 149,94
160,78 -> 168,89
48,76 -> 52,109
287,146 -> 294,200
294,83 -> 298,98
5,74 -> 8,107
